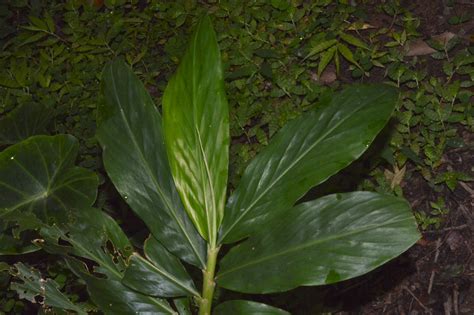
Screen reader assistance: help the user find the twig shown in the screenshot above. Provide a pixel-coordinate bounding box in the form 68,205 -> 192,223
453,285 -> 459,315
403,286 -> 431,314
444,294 -> 452,315
428,238 -> 442,295
459,181 -> 474,196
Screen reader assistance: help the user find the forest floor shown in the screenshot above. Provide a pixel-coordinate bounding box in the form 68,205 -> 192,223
0,0 -> 472,314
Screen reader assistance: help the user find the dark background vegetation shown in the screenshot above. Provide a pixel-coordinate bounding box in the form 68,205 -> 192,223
0,0 -> 472,314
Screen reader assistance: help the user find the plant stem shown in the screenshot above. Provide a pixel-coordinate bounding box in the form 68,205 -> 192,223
199,245 -> 220,315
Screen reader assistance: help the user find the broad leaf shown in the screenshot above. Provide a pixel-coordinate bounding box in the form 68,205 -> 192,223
219,85 -> 398,244
123,236 -> 199,298
67,259 -> 176,315
217,192 -> 420,293
40,207 -> 132,279
98,60 -> 206,268
0,135 -> 98,224
41,208 -> 175,314
10,263 -> 88,315
163,16 -> 229,244
214,300 -> 290,315
0,233 -> 38,255
174,298 -> 192,315
0,102 -> 52,145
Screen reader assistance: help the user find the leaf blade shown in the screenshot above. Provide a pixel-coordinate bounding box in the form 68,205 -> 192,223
11,263 -> 88,315
214,300 -> 290,315
163,16 -> 229,244
317,45 -> 337,76
217,192 -> 420,293
0,135 -> 98,223
339,32 -> 369,50
122,236 -> 199,298
220,85 -> 399,244
97,60 -> 206,268
0,102 -> 53,145
304,39 -> 338,60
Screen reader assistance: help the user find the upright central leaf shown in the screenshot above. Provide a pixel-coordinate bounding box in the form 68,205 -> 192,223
163,16 -> 229,244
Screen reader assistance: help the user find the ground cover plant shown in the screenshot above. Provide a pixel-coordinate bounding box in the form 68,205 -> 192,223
0,15 -> 420,314
0,1 -> 472,314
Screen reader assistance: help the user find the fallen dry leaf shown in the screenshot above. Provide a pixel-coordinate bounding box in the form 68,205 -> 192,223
405,39 -> 437,56
432,31 -> 456,45
384,164 -> 407,189
319,64 -> 337,85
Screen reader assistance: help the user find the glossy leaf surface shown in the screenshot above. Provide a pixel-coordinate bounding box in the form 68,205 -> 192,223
163,16 -> 229,243
97,60 -> 206,268
0,135 -> 98,223
0,102 -> 52,145
123,236 -> 199,298
214,300 -> 290,315
218,192 -> 420,293
220,85 -> 398,243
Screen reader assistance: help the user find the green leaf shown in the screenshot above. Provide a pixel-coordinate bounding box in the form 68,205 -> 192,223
304,39 -> 338,60
337,43 -> 361,68
217,192 -> 420,293
19,32 -> 47,46
0,233 -> 39,255
122,236 -> 199,298
339,32 -> 369,50
317,45 -> 337,76
28,16 -> 48,31
174,298 -> 192,315
0,74 -> 21,88
10,263 -> 87,315
220,85 -> 399,244
97,60 -> 206,268
214,300 -> 290,315
334,49 -> 340,74
67,259 -> 175,315
0,135 -> 98,224
163,16 -> 229,244
0,102 -> 53,145
42,208 -> 176,314
41,207 -> 132,279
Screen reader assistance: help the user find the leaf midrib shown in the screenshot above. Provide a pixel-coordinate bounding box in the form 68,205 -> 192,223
107,68 -> 205,268
218,215 -> 412,278
130,254 -> 200,297
221,90 -> 390,242
191,27 -> 218,244
0,173 -> 94,218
